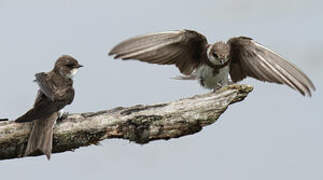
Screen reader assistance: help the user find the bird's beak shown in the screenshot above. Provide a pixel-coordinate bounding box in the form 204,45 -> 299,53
77,64 -> 84,68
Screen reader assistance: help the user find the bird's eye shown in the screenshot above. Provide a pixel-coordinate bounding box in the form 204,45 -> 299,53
66,64 -> 74,68
213,52 -> 219,59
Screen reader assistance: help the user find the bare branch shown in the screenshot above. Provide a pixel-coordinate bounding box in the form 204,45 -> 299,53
0,84 -> 253,160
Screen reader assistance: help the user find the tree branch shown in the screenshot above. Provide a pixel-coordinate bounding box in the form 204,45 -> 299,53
0,84 -> 253,160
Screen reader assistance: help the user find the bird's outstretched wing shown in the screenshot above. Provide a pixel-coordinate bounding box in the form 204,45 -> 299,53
228,37 -> 315,96
109,30 -> 208,75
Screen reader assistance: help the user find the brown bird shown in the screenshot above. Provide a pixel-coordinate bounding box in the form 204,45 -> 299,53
109,29 -> 315,96
15,55 -> 83,159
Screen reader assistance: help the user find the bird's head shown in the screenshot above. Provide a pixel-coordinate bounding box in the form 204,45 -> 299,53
54,55 -> 83,79
207,42 -> 230,65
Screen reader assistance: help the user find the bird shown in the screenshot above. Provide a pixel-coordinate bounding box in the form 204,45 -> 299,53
15,55 -> 83,159
109,29 -> 315,96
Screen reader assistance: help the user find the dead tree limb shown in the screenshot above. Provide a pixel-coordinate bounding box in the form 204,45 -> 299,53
0,84 -> 253,160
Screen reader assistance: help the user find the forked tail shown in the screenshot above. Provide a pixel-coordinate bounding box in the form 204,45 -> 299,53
24,112 -> 58,160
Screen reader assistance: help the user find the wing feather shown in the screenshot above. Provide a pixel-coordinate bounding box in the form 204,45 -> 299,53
109,30 -> 208,75
228,37 -> 315,96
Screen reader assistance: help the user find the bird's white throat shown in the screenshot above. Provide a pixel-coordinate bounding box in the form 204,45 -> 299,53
66,68 -> 79,79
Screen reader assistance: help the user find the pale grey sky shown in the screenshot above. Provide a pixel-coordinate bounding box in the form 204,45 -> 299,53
0,0 -> 322,179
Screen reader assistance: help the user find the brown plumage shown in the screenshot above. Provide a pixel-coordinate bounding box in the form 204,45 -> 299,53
109,30 -> 208,75
24,112 -> 58,159
227,37 -> 315,96
109,29 -> 315,96
15,55 -> 83,159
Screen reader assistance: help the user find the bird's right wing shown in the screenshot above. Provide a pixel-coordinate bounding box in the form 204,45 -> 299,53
109,30 -> 208,75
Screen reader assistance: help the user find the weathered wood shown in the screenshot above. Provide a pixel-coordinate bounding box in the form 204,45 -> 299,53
0,84 -> 253,160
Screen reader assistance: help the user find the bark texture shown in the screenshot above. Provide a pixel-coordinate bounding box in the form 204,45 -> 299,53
0,84 -> 253,160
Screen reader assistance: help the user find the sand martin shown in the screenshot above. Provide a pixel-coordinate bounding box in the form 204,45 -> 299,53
109,29 -> 315,96
15,55 -> 83,159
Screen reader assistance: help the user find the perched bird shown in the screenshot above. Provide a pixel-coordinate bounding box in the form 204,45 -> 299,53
109,29 -> 315,96
15,55 -> 83,159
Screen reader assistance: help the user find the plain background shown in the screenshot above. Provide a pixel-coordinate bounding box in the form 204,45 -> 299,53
0,0 -> 322,179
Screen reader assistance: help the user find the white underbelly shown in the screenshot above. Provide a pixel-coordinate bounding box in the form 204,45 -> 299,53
196,64 -> 229,89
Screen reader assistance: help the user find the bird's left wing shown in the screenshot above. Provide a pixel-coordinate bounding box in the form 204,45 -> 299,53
228,37 -> 315,96
35,73 -> 56,101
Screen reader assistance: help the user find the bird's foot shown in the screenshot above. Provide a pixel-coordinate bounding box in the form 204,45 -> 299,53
213,81 -> 235,93
212,82 -> 226,93
212,86 -> 222,93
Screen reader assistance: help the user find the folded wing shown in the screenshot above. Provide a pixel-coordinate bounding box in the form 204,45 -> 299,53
109,30 -> 208,75
228,37 -> 315,96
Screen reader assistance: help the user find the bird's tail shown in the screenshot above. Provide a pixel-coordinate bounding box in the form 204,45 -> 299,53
24,112 -> 57,160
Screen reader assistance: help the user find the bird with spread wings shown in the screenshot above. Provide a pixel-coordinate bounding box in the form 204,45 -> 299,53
109,29 -> 315,96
